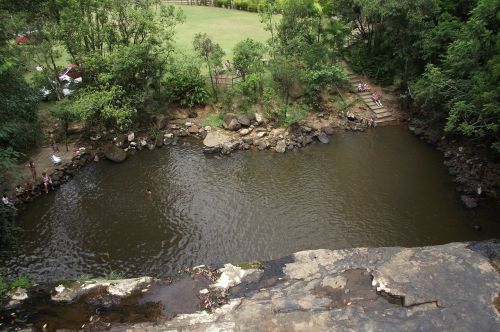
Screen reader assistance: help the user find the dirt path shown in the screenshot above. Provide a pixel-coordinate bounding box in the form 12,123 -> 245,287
13,145 -> 76,187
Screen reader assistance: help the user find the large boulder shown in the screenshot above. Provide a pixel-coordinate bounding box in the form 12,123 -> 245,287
237,114 -> 252,127
225,118 -> 241,131
239,128 -> 251,136
203,131 -> 231,148
255,113 -> 265,125
317,132 -> 330,144
187,125 -> 200,134
223,113 -> 239,130
103,144 -> 127,163
275,140 -> 286,153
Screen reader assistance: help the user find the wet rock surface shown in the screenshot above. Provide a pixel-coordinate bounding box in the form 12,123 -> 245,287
103,144 -> 127,163
4,241 -> 498,331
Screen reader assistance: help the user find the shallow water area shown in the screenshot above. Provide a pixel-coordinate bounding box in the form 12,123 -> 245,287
1,126 -> 499,281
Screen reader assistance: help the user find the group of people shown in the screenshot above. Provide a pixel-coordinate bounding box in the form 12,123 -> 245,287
2,160 -> 54,209
2,181 -> 35,209
357,81 -> 383,107
357,82 -> 370,93
28,160 -> 53,194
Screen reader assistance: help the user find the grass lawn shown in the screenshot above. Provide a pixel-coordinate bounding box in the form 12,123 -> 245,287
173,5 -> 270,59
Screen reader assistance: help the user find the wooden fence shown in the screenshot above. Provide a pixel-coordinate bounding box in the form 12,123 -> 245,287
208,74 -> 242,88
161,0 -> 214,5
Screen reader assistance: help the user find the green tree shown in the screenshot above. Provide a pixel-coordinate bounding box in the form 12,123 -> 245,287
275,0 -> 326,66
50,102 -> 77,152
68,86 -> 136,130
232,38 -> 266,80
193,33 -> 225,101
270,56 -> 304,104
258,0 -> 279,56
162,56 -> 209,108
413,0 -> 499,155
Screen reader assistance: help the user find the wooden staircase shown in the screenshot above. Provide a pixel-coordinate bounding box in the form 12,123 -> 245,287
346,71 -> 396,124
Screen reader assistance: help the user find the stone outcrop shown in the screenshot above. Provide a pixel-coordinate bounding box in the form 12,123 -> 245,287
51,277 -> 153,302
103,144 -> 127,163
203,131 -> 233,154
121,241 -> 499,332
5,241 -> 498,331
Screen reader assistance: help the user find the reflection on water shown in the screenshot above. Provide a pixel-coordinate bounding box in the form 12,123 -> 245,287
1,126 -> 499,281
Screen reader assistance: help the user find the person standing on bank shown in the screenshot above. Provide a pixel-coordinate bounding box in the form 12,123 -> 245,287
28,160 -> 37,181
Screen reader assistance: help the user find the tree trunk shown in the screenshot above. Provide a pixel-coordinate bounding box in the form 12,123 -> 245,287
207,58 -> 217,101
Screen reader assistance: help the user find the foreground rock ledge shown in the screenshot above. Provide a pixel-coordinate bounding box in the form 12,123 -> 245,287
112,241 -> 499,331
4,241 -> 499,331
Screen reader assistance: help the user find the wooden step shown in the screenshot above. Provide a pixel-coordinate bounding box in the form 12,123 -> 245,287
376,111 -> 393,118
377,118 -> 396,124
373,108 -> 388,114
369,105 -> 384,110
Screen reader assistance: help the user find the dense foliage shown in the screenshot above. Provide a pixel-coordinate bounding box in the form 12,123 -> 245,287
2,0 -> 496,159
15,0 -> 185,129
232,38 -> 266,80
0,6 -> 40,185
338,0 -> 499,155
162,57 -> 209,108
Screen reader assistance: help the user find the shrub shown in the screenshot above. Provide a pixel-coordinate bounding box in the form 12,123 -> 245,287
234,0 -> 251,11
234,0 -> 265,12
270,57 -> 304,104
232,38 -> 266,80
0,67 -> 41,153
202,113 -> 224,127
10,275 -> 32,289
234,73 -> 262,103
266,101 -> 309,127
0,275 -> 32,303
214,0 -> 231,7
162,60 -> 209,108
220,88 -> 236,113
303,64 -> 347,109
280,104 -> 309,127
104,270 -> 125,280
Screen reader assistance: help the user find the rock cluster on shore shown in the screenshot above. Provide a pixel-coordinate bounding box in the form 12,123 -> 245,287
409,122 -> 500,208
100,111 -> 369,159
14,110 -> 373,208
201,112 -> 364,155
13,149 -> 95,207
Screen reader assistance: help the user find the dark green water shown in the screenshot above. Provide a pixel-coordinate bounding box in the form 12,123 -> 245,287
1,126 -> 498,281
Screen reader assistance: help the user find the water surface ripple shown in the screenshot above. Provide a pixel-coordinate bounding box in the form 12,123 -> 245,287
1,126 -> 498,281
